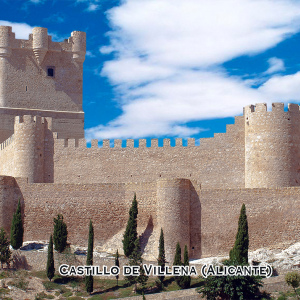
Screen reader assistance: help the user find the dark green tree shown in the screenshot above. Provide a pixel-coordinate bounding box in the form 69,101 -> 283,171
126,238 -> 148,292
85,220 -> 94,294
0,227 -> 11,268
46,235 -> 55,281
179,245 -> 191,289
198,204 -> 263,299
53,214 -> 68,253
115,249 -> 120,286
198,260 -> 262,300
122,193 -> 138,257
229,203 -> 249,265
10,199 -> 23,250
173,242 -> 182,285
157,228 -> 166,283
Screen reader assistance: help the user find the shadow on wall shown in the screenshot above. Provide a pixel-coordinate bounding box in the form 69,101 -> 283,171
190,181 -> 201,259
140,215 -> 154,253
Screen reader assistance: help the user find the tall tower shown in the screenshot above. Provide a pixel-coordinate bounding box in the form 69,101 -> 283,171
244,103 -> 300,188
0,26 -> 86,142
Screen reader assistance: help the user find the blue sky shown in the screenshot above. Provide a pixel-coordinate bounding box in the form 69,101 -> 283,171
2,0 -> 300,144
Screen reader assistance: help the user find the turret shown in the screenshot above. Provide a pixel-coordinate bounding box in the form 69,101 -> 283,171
157,178 -> 190,262
244,103 -> 300,188
32,27 -> 48,65
71,31 -> 86,63
13,115 -> 47,183
0,26 -> 13,57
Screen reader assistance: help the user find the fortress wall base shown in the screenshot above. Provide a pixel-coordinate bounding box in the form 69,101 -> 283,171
0,176 -> 298,260
200,187 -> 300,257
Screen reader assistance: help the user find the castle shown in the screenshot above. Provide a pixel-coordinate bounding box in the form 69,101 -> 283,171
0,26 -> 299,262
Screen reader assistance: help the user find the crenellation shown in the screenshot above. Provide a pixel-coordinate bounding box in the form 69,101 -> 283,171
272,102 -> 285,112
91,139 -> 98,148
254,102 -> 267,112
175,138 -> 182,146
163,138 -> 170,147
102,139 -> 110,148
151,138 -> 158,147
187,137 -> 195,146
288,103 -> 299,112
114,139 -> 122,148
126,139 -> 134,148
139,139 -> 147,148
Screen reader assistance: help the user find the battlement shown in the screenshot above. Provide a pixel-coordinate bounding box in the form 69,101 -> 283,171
55,137 -> 199,149
244,102 -> 300,114
0,134 -> 14,150
0,25 -> 86,63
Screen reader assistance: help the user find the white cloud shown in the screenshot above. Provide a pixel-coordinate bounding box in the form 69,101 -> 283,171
29,0 -> 45,3
0,21 -> 34,39
88,0 -> 300,140
87,3 -> 100,11
264,57 -> 285,74
259,71 -> 300,101
75,0 -> 100,12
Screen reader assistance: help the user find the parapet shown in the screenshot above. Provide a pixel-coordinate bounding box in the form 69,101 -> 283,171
0,25 -> 86,64
244,102 -> 300,115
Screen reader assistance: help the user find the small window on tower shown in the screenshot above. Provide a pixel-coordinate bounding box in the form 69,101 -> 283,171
47,67 -> 55,77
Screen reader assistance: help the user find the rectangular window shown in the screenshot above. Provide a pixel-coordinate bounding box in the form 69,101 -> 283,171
47,67 -> 55,77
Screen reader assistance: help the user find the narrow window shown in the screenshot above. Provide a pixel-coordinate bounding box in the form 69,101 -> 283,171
25,86 -> 27,91
47,67 -> 55,77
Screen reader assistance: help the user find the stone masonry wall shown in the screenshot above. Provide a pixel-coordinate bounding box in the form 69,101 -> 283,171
199,187 -> 300,257
245,103 -> 300,188
0,176 -> 298,260
53,116 -> 245,189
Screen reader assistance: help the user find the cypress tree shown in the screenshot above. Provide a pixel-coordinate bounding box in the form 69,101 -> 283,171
0,227 -> 11,268
157,228 -> 166,283
53,214 -> 68,253
122,193 -> 138,257
85,220 -> 94,294
179,245 -> 191,289
127,238 -> 148,292
173,242 -> 182,285
46,235 -> 55,281
229,203 -> 249,265
115,249 -> 120,286
10,199 -> 23,250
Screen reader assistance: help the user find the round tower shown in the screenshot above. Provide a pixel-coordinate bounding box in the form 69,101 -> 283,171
245,103 -> 300,188
32,27 -> 48,65
13,115 -> 45,183
157,178 -> 190,262
0,26 -> 13,57
71,31 -> 86,63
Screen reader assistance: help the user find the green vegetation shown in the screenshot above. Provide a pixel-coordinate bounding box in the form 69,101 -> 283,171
285,271 -> 300,299
53,214 -> 68,253
122,193 -> 138,257
157,228 -> 166,283
85,220 -> 94,294
198,204 -> 263,299
10,199 -> 23,250
115,249 -> 120,286
179,245 -> 191,289
229,203 -> 249,265
126,238 -> 148,293
173,242 -> 182,286
46,235 -> 55,281
0,227 -> 11,268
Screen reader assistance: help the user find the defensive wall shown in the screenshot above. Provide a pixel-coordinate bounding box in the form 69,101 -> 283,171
0,176 -> 299,261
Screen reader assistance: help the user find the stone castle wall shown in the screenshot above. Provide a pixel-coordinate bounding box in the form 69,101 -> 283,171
52,115 -> 245,189
0,176 -> 298,261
